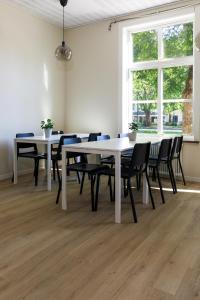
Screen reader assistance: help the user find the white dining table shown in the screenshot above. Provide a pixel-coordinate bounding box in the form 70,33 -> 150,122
13,133 -> 89,191
61,136 -> 163,224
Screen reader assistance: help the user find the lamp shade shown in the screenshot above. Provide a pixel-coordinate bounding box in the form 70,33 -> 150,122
55,41 -> 72,61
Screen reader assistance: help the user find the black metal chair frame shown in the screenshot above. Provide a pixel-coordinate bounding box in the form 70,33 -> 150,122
170,136 -> 186,192
95,142 -> 155,223
149,138 -> 174,203
14,133 -> 46,186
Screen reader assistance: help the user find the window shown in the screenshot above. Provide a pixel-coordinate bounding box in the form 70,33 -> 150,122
127,19 -> 194,135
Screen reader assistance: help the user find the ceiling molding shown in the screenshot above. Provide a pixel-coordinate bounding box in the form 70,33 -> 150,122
0,0 -> 189,28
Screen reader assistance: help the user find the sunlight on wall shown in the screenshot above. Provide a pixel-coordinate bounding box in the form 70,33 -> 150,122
43,63 -> 49,91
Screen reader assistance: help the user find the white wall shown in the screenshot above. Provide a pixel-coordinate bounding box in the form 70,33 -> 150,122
65,9 -> 200,182
65,21 -> 119,136
0,2 -> 66,179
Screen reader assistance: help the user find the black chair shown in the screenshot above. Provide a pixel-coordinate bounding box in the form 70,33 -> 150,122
170,136 -> 186,192
78,134 -> 111,200
88,132 -> 101,142
149,139 -> 173,203
117,133 -> 129,138
95,143 -> 155,223
15,133 -> 46,186
56,138 -> 109,211
97,134 -> 110,141
52,135 -> 81,182
52,130 -> 64,135
51,130 -> 64,153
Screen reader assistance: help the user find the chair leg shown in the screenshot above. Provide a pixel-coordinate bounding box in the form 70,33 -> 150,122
34,159 -> 39,186
56,161 -> 61,184
123,178 -> 126,197
90,175 -> 95,211
167,162 -> 176,194
95,174 -> 101,210
74,157 -> 81,184
136,174 -> 141,191
169,162 -> 177,193
145,171 -> 155,209
127,178 -> 137,223
56,178 -> 62,204
155,167 -> 165,204
80,172 -> 85,194
152,168 -> 156,181
178,158 -> 186,186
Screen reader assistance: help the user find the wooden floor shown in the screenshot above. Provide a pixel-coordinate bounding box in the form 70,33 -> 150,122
0,174 -> 200,300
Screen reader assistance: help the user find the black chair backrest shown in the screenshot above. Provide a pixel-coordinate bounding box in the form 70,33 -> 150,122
88,132 -> 101,142
129,143 -> 151,172
52,130 -> 64,135
97,135 -> 110,141
158,138 -> 172,163
16,133 -> 37,155
117,133 -> 129,138
171,136 -> 183,159
57,135 -> 77,156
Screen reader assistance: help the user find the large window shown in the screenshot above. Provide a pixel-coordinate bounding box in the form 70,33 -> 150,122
128,20 -> 194,135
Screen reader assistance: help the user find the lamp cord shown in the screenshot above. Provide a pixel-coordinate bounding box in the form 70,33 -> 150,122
63,6 -> 64,42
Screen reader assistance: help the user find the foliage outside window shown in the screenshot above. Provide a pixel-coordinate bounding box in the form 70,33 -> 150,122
130,21 -> 193,135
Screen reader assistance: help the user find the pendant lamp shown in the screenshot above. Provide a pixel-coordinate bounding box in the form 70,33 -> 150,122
55,0 -> 72,61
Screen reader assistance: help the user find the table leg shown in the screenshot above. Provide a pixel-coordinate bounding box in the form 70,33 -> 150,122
13,141 -> 17,184
115,152 -> 121,224
47,143 -> 51,191
62,150 -> 67,210
142,168 -> 149,204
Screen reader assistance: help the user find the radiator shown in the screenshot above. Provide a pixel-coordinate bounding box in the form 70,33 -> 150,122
150,143 -> 182,178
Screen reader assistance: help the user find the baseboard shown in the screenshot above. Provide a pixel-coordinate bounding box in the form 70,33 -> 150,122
185,176 -> 200,183
0,169 -> 34,181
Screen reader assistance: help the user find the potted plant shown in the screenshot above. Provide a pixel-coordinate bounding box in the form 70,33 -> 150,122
128,121 -> 138,141
41,119 -> 54,138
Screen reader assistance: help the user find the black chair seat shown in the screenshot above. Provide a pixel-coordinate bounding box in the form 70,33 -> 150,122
121,149 -> 133,158
18,152 -> 46,159
96,167 -> 138,179
68,163 -> 109,174
101,155 -> 115,165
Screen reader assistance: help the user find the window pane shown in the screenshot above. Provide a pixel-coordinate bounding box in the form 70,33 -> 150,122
132,30 -> 158,62
133,103 -> 158,133
163,102 -> 192,135
163,66 -> 193,100
132,69 -> 158,101
163,23 -> 193,58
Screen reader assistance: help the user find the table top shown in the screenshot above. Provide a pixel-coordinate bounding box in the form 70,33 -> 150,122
15,133 -> 89,143
62,136 -> 164,153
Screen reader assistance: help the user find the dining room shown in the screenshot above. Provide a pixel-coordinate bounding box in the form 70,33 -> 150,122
1,0 -> 200,299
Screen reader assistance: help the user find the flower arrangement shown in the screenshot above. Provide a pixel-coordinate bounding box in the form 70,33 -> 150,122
41,119 -> 54,129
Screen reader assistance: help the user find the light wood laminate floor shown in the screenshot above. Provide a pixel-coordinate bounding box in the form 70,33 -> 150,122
0,174 -> 200,300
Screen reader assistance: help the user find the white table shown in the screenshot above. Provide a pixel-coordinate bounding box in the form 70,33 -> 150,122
61,136 -> 163,223
13,133 -> 88,191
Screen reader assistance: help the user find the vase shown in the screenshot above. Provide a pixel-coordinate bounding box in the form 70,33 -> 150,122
44,128 -> 52,138
128,132 -> 137,141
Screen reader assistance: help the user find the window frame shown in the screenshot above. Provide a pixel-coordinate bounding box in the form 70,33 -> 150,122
119,7 -> 200,141
127,18 -> 194,135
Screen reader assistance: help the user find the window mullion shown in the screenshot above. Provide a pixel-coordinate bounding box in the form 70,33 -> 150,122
158,28 -> 163,134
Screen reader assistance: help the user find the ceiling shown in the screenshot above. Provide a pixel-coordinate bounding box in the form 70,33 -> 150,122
5,0 -> 182,28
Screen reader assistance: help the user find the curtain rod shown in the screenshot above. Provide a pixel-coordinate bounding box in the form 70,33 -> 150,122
108,0 -> 199,31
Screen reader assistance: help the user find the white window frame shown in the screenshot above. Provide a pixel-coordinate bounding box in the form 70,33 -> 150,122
119,7 -> 200,141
